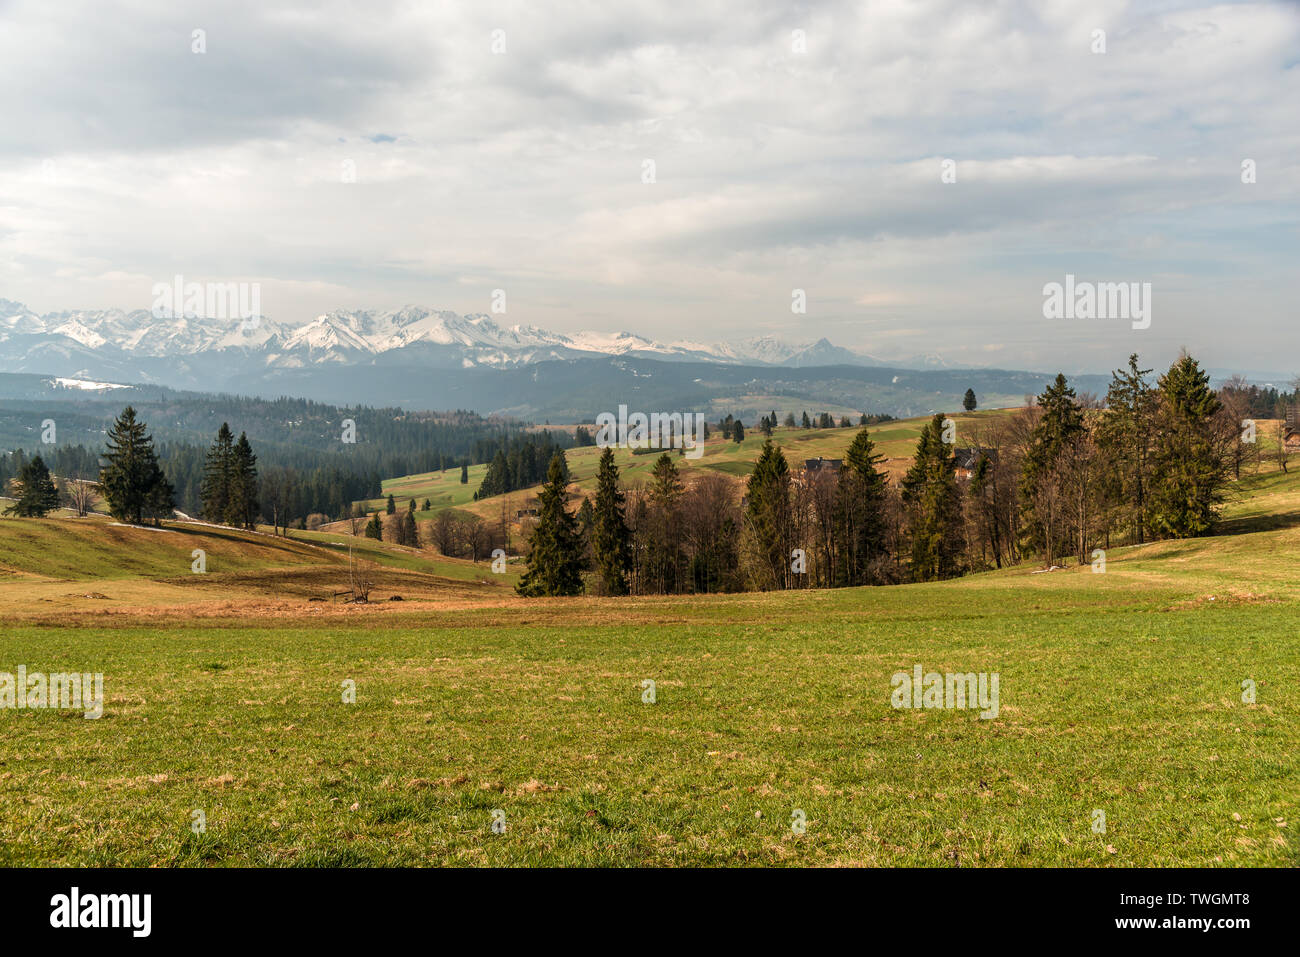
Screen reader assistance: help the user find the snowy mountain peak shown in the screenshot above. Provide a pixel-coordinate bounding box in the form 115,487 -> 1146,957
0,299 -> 952,374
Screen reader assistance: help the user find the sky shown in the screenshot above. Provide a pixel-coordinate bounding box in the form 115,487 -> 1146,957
1,0 -> 1297,374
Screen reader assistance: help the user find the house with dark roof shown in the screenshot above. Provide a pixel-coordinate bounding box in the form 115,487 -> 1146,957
804,457 -> 842,473
952,447 -> 996,480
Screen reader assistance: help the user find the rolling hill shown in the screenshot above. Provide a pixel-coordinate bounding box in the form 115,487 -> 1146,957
0,512 -> 519,619
357,410 -> 1016,526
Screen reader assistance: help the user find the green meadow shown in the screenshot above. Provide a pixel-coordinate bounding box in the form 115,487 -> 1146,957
0,455 -> 1295,866
363,411 -> 1017,521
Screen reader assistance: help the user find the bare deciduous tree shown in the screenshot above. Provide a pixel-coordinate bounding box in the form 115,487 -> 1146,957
1218,375 -> 1261,480
1057,432 -> 1107,565
346,546 -> 373,603
64,477 -> 96,517
260,466 -> 292,536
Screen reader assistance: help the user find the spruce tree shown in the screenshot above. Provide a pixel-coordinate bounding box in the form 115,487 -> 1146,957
365,513 -> 383,540
460,462 -> 469,484
1096,354 -> 1156,543
840,427 -> 890,583
901,414 -> 963,581
402,505 -> 420,548
225,432 -> 258,529
100,406 -> 174,525
1024,374 -> 1085,475
577,497 -> 595,533
963,389 -> 977,411
651,453 -> 683,505
516,452 -> 584,596
645,453 -> 685,593
386,494 -> 396,515
732,420 -> 745,443
1149,353 -> 1229,538
576,498 -> 596,568
745,440 -> 793,588
200,423 -> 234,522
591,448 -> 631,595
475,451 -> 507,499
1020,374 -> 1084,563
5,454 -> 60,517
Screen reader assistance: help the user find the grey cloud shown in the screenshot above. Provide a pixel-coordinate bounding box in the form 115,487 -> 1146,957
0,0 -> 1296,373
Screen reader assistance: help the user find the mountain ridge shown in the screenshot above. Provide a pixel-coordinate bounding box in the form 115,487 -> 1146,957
0,299 -> 961,375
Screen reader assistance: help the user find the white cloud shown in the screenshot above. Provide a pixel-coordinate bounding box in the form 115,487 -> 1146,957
0,0 -> 1296,372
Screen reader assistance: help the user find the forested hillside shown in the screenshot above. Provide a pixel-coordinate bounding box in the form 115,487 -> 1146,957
0,382 -> 571,523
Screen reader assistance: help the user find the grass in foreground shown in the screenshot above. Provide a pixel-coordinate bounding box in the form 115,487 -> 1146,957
0,449 -> 1295,867
0,523 -> 1295,865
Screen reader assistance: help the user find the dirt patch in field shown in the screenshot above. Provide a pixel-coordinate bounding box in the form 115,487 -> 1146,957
406,775 -> 470,790
1168,590 -> 1280,610
1,562 -> 519,626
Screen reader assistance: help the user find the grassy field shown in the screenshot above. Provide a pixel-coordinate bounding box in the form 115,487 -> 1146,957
359,410 -> 1018,522
0,515 -> 518,617
0,454 -> 1296,866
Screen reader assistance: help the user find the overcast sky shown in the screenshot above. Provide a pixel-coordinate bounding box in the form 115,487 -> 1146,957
1,0 -> 1297,374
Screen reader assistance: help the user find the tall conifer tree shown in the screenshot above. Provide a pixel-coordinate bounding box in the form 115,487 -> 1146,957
516,452 -> 584,596
840,427 -> 890,584
1149,353 -> 1230,538
745,440 -> 793,589
901,414 -> 963,581
200,423 -> 234,522
5,454 -> 60,517
1096,354 -> 1157,543
402,502 -> 420,548
591,448 -> 631,595
225,432 -> 259,529
1020,374 -> 1084,563
100,406 -> 174,525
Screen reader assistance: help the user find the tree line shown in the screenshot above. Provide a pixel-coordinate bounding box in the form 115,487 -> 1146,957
514,352 -> 1251,595
2,353 -> 1275,584
0,393 -> 574,526
355,495 -> 511,561
474,432 -> 570,499
3,407 -> 396,538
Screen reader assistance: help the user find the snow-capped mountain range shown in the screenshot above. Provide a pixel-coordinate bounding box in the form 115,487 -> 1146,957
0,299 -> 955,380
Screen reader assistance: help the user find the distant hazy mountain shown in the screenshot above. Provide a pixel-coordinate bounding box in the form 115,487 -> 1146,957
5,299 -> 1099,419
0,295 -> 1270,427
0,300 -> 962,382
